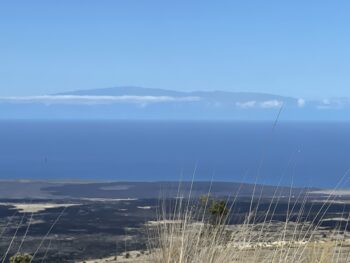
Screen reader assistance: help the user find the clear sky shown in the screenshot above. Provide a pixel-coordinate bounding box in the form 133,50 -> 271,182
1,1 -> 349,98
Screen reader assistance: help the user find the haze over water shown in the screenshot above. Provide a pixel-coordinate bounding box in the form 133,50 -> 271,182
0,120 -> 349,188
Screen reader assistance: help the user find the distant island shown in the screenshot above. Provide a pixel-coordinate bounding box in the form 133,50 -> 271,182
1,86 -> 349,120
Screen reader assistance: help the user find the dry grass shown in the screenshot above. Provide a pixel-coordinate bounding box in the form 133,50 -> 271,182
146,187 -> 350,263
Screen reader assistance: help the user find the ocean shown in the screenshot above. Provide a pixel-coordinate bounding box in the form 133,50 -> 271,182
0,120 -> 349,188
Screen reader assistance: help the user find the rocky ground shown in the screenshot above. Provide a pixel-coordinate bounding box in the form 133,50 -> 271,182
0,181 -> 349,262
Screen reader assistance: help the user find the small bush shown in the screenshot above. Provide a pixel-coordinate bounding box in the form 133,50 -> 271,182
208,200 -> 229,224
10,254 -> 32,263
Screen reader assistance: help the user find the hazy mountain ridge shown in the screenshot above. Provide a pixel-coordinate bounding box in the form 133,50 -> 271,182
57,86 -> 297,103
56,86 -> 187,97
0,86 -> 349,120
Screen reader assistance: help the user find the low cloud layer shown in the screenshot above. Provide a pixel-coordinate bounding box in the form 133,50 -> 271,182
0,96 -> 290,110
316,98 -> 350,110
236,100 -> 283,109
260,100 -> 283,108
297,98 -> 306,108
0,95 -> 201,105
235,101 -> 257,109
2,95 -> 349,111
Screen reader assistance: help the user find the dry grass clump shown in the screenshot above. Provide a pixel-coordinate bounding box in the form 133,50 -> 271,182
147,190 -> 350,263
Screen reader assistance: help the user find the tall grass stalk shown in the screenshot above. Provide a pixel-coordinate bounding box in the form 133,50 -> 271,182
147,181 -> 350,263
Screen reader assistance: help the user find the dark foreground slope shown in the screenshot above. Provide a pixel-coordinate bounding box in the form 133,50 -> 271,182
0,181 -> 349,262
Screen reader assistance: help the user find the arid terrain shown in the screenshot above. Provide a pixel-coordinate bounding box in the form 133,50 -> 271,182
0,181 -> 349,262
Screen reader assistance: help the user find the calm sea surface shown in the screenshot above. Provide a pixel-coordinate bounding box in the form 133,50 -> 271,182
0,121 -> 349,188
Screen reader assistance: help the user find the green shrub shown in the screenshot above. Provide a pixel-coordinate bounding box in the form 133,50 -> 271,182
199,194 -> 229,224
209,200 -> 228,218
10,254 -> 32,263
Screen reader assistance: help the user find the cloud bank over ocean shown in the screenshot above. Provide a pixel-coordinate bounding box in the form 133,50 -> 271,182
0,95 -> 201,105
0,95 -> 288,109
0,94 -> 347,110
0,87 -> 349,120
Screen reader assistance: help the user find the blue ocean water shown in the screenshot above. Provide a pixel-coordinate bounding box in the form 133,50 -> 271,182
0,120 -> 349,188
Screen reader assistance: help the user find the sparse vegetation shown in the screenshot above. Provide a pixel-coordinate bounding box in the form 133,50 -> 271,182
147,190 -> 350,263
9,253 -> 32,263
208,199 -> 229,224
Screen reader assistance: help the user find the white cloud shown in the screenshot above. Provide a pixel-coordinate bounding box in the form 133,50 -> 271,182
235,100 -> 284,109
316,98 -> 350,110
297,98 -> 306,108
0,95 -> 201,105
322,99 -> 331,105
260,100 -> 283,108
236,101 -> 257,109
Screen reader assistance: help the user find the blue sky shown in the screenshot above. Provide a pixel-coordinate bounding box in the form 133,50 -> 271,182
1,1 -> 349,98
